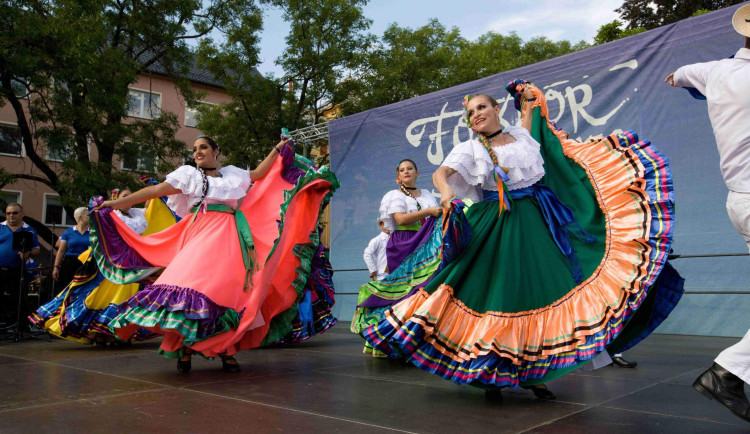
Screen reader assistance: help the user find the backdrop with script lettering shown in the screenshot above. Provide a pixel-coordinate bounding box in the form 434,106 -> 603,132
328,4 -> 750,337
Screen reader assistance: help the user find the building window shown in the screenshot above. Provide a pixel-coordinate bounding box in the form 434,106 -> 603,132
121,144 -> 156,173
46,141 -> 70,162
43,195 -> 75,226
185,102 -> 216,128
46,147 -> 66,162
11,78 -> 28,98
127,89 -> 161,119
0,123 -> 23,157
185,106 -> 200,128
0,190 -> 22,220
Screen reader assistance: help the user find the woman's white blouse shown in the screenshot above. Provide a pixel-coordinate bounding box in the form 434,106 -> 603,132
441,125 -> 545,203
379,188 -> 439,231
165,165 -> 251,217
115,207 -> 148,235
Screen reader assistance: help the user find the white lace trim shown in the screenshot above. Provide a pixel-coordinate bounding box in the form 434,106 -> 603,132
379,188 -> 438,231
165,165 -> 251,217
441,126 -> 545,200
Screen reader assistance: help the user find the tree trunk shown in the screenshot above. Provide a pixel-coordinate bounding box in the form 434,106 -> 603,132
0,74 -> 59,188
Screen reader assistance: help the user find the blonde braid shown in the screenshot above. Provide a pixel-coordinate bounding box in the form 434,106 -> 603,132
462,94 -> 511,215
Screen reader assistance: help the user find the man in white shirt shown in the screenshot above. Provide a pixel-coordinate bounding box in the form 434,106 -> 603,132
665,4 -> 750,423
363,218 -> 390,281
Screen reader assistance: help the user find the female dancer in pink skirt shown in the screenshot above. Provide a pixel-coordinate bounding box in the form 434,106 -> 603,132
92,135 -> 338,373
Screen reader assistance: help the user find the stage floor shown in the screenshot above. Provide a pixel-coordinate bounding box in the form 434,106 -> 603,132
0,324 -> 748,433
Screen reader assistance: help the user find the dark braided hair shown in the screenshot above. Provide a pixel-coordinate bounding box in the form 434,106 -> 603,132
198,168 -> 209,206
396,159 -> 421,211
193,135 -> 218,207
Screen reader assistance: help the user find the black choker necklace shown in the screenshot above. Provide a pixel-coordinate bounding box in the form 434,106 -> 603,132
486,130 -> 503,139
201,167 -> 217,171
402,186 -> 417,190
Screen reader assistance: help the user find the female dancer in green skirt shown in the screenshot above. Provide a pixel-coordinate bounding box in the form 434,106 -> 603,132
362,80 -> 682,400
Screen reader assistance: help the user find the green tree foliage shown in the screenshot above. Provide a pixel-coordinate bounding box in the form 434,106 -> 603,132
197,0 -> 374,159
346,20 -> 588,114
348,19 -> 467,111
194,3 -> 281,167
0,0 -> 252,210
616,0 -> 745,30
268,0 -> 373,127
595,20 -> 626,45
468,32 -> 589,79
594,20 -> 646,45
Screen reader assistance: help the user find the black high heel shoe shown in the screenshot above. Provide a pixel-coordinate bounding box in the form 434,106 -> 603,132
177,350 -> 192,374
221,355 -> 241,373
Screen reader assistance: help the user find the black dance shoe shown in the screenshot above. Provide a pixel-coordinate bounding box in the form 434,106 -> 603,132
94,335 -> 108,348
221,355 -> 241,373
693,362 -> 750,422
522,385 -> 557,400
177,353 -> 192,374
110,339 -> 132,348
611,356 -> 638,368
485,388 -> 503,402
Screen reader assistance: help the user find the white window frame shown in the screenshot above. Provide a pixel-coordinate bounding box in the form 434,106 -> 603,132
0,189 -> 23,204
42,194 -> 75,227
0,189 -> 23,220
50,77 -> 71,102
120,143 -> 157,173
46,140 -> 69,162
11,77 -> 29,99
184,101 -> 217,128
0,121 -> 24,158
127,88 -> 162,120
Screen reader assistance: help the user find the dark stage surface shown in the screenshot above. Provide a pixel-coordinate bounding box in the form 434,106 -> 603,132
0,325 -> 748,433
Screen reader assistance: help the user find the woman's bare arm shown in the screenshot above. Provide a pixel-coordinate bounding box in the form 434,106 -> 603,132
250,138 -> 292,181
433,166 -> 457,210
520,85 -> 536,133
52,240 -> 67,280
393,207 -> 442,226
95,182 -> 180,211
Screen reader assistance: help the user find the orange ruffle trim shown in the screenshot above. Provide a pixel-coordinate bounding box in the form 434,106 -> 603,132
384,94 -> 661,365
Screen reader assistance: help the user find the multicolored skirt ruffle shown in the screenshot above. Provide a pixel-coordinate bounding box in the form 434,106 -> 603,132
90,148 -> 339,358
28,197 -> 180,344
352,206 -> 472,357
29,249 -> 158,343
362,85 -> 683,388
274,236 -> 338,344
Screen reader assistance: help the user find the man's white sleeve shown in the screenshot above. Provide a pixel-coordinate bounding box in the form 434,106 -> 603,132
363,237 -> 378,273
673,61 -> 717,96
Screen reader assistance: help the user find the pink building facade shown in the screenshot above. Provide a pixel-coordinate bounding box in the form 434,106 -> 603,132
0,70 -> 231,249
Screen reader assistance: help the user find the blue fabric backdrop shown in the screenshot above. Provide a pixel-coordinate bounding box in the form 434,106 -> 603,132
328,3 -> 750,337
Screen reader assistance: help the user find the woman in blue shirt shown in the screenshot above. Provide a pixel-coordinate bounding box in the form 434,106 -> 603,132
52,207 -> 90,289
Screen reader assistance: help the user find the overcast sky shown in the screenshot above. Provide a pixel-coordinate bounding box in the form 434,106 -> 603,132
255,0 -> 623,76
